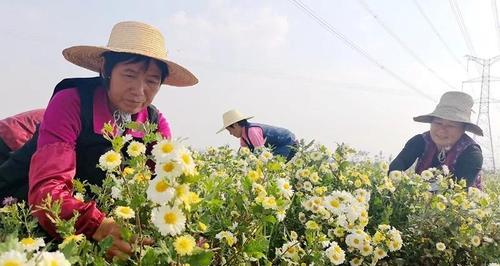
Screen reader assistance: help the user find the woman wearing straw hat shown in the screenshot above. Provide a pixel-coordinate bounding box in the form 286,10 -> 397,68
389,91 -> 483,188
0,21 -> 197,257
218,109 -> 298,161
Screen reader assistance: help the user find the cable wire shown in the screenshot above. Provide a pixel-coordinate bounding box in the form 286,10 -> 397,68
357,0 -> 457,90
412,0 -> 467,70
289,0 -> 436,101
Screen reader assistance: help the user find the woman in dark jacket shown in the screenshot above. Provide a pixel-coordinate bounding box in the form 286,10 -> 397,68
389,91 -> 483,188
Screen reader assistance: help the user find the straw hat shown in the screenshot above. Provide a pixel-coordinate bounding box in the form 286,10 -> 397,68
216,109 -> 254,133
62,21 -> 198,87
413,91 -> 483,136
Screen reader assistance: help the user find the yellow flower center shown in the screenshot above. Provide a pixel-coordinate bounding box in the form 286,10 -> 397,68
162,143 -> 174,153
106,153 -> 119,163
5,260 -> 22,266
155,180 -> 169,192
20,237 -> 36,245
283,183 -> 290,190
330,199 -> 340,208
163,162 -> 175,172
182,154 -> 192,164
164,212 -> 177,224
120,208 -> 133,215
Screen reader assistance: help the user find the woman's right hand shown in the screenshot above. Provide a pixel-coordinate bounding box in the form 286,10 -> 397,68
92,217 -> 132,259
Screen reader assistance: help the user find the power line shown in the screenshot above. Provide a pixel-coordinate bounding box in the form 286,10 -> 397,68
412,0 -> 467,71
492,0 -> 500,52
449,0 -> 476,56
357,0 -> 458,91
288,0 -> 436,102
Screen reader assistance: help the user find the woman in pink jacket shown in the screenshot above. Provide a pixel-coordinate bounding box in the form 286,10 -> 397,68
0,21 -> 197,258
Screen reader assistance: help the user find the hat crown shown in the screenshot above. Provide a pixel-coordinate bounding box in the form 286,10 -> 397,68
436,91 -> 473,111
222,109 -> 245,126
107,21 -> 168,60
433,91 -> 473,122
216,109 -> 254,133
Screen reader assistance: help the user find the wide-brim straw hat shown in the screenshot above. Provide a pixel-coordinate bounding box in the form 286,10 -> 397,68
216,109 -> 254,133
413,91 -> 483,136
62,21 -> 198,87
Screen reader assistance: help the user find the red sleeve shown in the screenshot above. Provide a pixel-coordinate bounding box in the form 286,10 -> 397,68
157,112 -> 172,139
28,142 -> 105,238
37,89 -> 82,148
29,88 -> 105,238
0,109 -> 45,151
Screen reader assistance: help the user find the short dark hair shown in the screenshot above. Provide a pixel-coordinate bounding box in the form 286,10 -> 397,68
235,119 -> 249,127
101,51 -> 169,88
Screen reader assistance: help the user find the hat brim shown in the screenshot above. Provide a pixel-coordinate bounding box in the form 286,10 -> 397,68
216,115 -> 254,134
63,45 -> 198,87
413,114 -> 484,136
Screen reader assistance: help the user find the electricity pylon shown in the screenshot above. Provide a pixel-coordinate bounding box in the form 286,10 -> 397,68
463,55 -> 500,172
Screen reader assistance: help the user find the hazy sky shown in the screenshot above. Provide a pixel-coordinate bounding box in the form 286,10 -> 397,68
2,0 -> 500,163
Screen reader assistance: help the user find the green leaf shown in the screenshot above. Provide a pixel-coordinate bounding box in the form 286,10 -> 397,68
184,250 -> 214,266
263,215 -> 277,224
98,236 -> 114,254
244,237 -> 269,259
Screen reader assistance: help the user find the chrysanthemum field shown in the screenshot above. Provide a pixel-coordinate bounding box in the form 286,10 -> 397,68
0,123 -> 499,265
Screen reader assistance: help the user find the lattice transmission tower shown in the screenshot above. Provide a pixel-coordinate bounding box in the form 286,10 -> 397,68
463,55 -> 500,172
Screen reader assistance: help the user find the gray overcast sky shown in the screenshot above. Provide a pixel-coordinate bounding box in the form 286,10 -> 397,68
1,0 -> 500,163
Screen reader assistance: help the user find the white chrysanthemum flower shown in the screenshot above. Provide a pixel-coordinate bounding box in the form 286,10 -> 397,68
346,232 -> 365,249
111,186 -> 122,199
350,257 -> 363,266
276,240 -> 302,261
277,178 -> 294,198
127,141 -> 146,157
471,235 -> 481,247
379,162 -> 389,172
99,150 -> 122,170
19,237 -> 45,252
388,170 -> 402,182
0,250 -> 28,265
298,212 -> 306,223
309,172 -> 321,183
37,251 -> 71,266
152,139 -> 181,162
178,148 -> 196,176
303,181 -> 313,191
276,209 -> 287,222
310,151 -> 323,161
215,231 -> 237,246
373,247 -> 387,260
155,160 -> 184,180
325,241 -> 345,265
259,150 -> 273,162
421,169 -> 434,180
147,177 -> 176,204
262,196 -> 278,210
436,242 -> 446,251
151,205 -> 186,236
360,244 -> 373,256
114,206 -> 135,219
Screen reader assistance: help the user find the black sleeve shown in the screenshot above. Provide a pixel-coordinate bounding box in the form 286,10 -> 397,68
454,145 -> 483,187
389,134 -> 425,172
